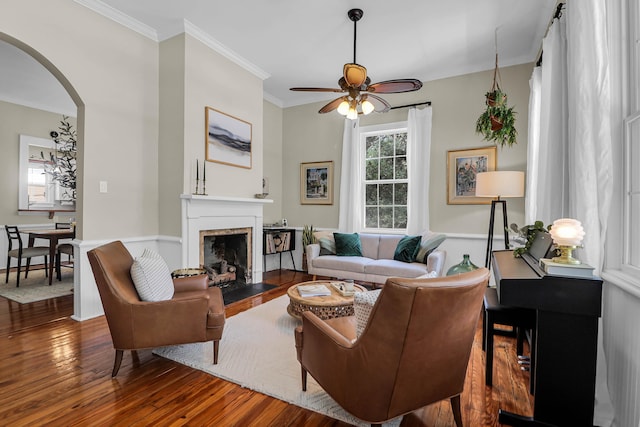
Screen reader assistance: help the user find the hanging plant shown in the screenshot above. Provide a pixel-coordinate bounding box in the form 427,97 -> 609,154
42,116 -> 77,202
475,53 -> 517,147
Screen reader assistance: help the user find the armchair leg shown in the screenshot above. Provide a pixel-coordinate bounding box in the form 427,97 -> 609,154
112,349 -> 124,377
213,340 -> 220,364
301,366 -> 308,391
450,395 -> 463,427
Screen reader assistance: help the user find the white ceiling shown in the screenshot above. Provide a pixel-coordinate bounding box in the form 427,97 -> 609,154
1,0 -> 557,115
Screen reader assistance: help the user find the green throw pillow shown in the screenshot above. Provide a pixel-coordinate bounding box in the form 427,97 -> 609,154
415,233 -> 447,263
333,232 -> 362,256
393,235 -> 422,263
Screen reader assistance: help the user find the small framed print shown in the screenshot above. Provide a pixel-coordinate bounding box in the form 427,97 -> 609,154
205,107 -> 252,169
447,146 -> 497,204
300,161 -> 333,205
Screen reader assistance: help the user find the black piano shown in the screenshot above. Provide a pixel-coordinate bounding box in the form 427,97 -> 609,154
492,249 -> 603,427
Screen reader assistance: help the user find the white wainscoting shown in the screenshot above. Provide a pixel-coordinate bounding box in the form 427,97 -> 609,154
600,273 -> 640,427
72,235 -> 181,321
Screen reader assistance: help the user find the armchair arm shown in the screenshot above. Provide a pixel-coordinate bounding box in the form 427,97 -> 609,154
129,296 -> 211,348
173,274 -> 209,292
426,249 -> 446,276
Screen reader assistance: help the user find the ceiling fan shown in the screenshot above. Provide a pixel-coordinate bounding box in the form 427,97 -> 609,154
290,8 -> 423,119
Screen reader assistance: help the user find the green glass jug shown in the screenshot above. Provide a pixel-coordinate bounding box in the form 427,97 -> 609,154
446,254 -> 479,276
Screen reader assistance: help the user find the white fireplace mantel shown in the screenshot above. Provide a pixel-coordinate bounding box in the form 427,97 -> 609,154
180,194 -> 272,283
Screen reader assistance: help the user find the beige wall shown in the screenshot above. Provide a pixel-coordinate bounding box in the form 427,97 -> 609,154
263,100 -> 283,224
183,34 -> 264,201
1,0 -> 160,240
280,63 -> 532,234
0,101 -> 77,226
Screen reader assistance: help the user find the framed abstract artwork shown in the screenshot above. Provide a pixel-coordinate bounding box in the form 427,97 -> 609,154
300,161 -> 333,205
205,107 -> 252,169
447,146 -> 497,204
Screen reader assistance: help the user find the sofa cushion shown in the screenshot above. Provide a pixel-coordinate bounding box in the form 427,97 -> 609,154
364,259 -> 429,277
415,232 -> 447,263
358,233 -> 381,259
393,235 -> 422,263
314,230 -> 336,255
354,289 -> 382,338
334,232 -> 362,257
313,255 -> 373,274
371,234 -> 401,259
130,248 -> 174,302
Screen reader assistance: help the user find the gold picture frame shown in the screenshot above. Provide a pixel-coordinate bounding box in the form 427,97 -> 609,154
205,106 -> 252,169
300,161 -> 333,205
447,146 -> 497,204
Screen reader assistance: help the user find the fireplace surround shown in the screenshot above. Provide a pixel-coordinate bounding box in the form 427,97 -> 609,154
181,194 -> 269,284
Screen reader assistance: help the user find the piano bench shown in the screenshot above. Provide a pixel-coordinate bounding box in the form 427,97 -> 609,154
483,287 -> 536,390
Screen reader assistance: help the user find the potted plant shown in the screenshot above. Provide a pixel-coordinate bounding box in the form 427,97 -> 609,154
301,225 -> 316,271
475,55 -> 518,147
507,221 -> 551,257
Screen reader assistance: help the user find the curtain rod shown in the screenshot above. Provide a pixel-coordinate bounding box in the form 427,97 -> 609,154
536,2 -> 565,66
389,101 -> 431,110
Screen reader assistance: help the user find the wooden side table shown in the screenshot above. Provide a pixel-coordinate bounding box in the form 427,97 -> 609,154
287,280 -> 366,320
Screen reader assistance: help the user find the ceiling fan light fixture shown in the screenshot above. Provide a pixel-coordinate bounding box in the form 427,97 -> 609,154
337,99 -> 350,115
346,107 -> 359,120
361,98 -> 375,115
344,63 -> 367,87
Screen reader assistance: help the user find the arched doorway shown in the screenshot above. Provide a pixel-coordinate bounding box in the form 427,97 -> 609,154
0,33 -> 84,312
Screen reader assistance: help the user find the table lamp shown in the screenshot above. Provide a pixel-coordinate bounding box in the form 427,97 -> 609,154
548,218 -> 585,264
476,171 -> 525,268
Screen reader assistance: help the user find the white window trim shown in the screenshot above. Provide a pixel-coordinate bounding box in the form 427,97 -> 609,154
359,121 -> 408,234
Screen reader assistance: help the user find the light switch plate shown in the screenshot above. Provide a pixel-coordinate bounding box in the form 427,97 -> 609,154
99,181 -> 108,193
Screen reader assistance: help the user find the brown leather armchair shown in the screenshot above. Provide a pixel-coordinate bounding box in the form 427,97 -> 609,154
295,268 -> 489,427
87,241 -> 225,377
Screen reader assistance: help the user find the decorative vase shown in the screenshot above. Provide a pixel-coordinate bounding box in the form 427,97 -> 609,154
446,254 -> 479,276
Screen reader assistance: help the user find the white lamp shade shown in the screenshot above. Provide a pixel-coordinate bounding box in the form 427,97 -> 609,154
475,171 -> 525,198
549,218 -> 585,246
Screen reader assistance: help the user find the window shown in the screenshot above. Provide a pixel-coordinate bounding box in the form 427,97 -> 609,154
623,0 -> 640,274
361,123 -> 408,232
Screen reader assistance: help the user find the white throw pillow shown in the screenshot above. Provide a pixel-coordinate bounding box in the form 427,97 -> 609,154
353,289 -> 382,338
416,271 -> 439,279
130,248 -> 174,302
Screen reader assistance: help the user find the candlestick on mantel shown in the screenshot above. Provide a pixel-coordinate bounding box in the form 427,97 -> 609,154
196,159 -> 199,181
202,160 -> 207,195
194,159 -> 200,195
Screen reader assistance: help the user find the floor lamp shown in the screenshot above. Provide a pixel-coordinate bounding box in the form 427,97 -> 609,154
476,171 -> 525,268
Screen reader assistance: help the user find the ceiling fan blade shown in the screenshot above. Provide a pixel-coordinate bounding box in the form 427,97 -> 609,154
366,94 -> 391,113
367,79 -> 423,93
290,87 -> 345,93
319,97 -> 347,114
343,63 -> 368,87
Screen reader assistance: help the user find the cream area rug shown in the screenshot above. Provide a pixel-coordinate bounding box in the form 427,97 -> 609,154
0,268 -> 73,304
153,295 -> 402,426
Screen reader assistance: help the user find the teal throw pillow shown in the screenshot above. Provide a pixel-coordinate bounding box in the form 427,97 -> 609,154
333,232 -> 362,257
415,233 -> 447,263
393,235 -> 422,263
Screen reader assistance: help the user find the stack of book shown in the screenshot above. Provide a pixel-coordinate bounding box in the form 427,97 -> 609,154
297,284 -> 331,297
539,258 -> 595,278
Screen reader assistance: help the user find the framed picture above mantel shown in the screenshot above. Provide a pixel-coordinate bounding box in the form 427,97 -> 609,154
447,146 -> 497,205
205,107 -> 252,169
300,161 -> 333,205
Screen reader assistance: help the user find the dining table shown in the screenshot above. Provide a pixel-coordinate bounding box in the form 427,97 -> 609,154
23,228 -> 75,286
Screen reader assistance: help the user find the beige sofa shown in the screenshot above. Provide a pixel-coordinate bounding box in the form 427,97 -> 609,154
305,233 -> 446,285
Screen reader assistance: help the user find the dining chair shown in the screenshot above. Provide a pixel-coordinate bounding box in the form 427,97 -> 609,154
54,222 -> 74,280
4,225 -> 50,287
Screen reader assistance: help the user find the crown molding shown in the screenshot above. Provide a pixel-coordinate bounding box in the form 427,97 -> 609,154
74,0 -> 158,41
181,20 -> 270,81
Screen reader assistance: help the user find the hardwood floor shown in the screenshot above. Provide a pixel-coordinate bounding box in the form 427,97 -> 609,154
0,269 -> 533,426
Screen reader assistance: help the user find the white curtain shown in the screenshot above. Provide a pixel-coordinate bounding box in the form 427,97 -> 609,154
525,67 -> 541,225
406,106 -> 433,234
338,118 -> 362,232
528,2 -> 614,424
527,15 -> 569,226
566,2 -> 614,425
